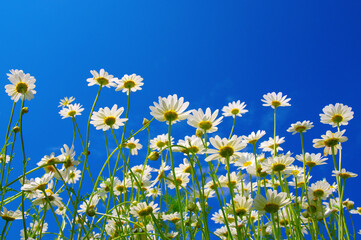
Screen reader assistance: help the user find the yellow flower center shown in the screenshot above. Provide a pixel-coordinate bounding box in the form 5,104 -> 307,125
68,110 -> 77,117
123,80 -> 136,89
264,203 -> 280,213
156,141 -> 166,148
324,138 -> 339,147
273,163 -> 286,172
230,108 -> 240,115
306,161 -> 316,168
16,82 -> 28,94
127,143 -> 137,149
219,146 -> 234,158
104,116 -> 116,126
235,208 -> 247,217
313,189 -> 324,198
295,126 -> 306,132
198,121 -> 212,130
164,110 -> 178,122
95,77 -> 109,85
331,114 -> 343,124
271,101 -> 281,108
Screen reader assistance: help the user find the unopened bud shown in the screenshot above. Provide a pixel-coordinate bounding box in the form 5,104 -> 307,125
148,151 -> 159,161
187,201 -> 198,212
13,126 -> 20,133
196,129 -> 203,138
21,107 -> 28,114
142,118 -> 150,126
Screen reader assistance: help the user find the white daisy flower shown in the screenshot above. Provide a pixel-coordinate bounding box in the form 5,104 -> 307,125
33,181 -> 63,209
0,207 -> 22,221
150,133 -> 173,151
149,94 -> 191,124
166,172 -> 190,190
59,103 -> 84,119
58,96 -> 75,107
332,168 -> 358,179
295,153 -> 327,168
287,120 -> 314,135
37,152 -> 61,179
78,195 -> 100,217
259,136 -> 285,154
243,130 -> 266,145
263,153 -> 295,173
59,144 -> 79,170
21,172 -> 54,192
222,100 -> 248,118
87,69 -> 117,88
115,74 -> 144,94
308,180 -> 333,200
130,201 -> 159,218
63,168 -> 82,184
215,226 -> 237,240
90,104 -> 128,131
218,172 -> 241,189
312,130 -> 348,156
5,69 -> 36,102
253,189 -> 291,214
261,92 -> 291,109
320,103 -> 354,127
228,195 -> 253,217
205,135 -> 247,163
0,155 -> 10,164
125,137 -> 143,155
113,177 -> 131,196
174,135 -> 206,155
187,108 -> 223,133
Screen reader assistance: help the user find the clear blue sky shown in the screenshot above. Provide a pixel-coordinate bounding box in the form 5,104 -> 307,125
1,0 -> 361,238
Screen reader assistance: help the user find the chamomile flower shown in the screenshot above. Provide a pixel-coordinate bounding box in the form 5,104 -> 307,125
332,169 -> 358,179
115,74 -> 144,94
130,202 -> 159,218
243,130 -> 266,145
87,69 -> 117,88
59,103 -> 84,119
0,155 -> 10,164
21,172 -> 54,192
320,103 -> 354,127
37,153 -> 61,178
312,130 -> 348,156
0,207 -> 22,221
149,94 -> 191,124
5,69 -> 36,102
228,195 -> 253,217
261,92 -> 291,109
78,195 -> 100,217
295,153 -> 327,168
150,134 -> 173,151
187,108 -> 223,133
222,100 -> 248,118
90,104 -> 128,131
205,135 -> 247,163
308,180 -> 333,200
63,168 -> 82,184
58,96 -> 75,107
253,189 -> 291,214
287,121 -> 314,135
166,172 -> 190,189
215,226 -> 237,240
125,137 -> 143,155
33,181 -> 63,209
259,136 -> 285,154
263,153 -> 295,173
174,135 -> 206,155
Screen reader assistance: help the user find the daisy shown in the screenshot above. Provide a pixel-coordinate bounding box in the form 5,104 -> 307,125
243,130 -> 266,145
259,136 -> 285,154
115,74 -> 144,94
261,92 -> 291,109
58,96 -> 75,107
78,195 -> 100,217
37,153 -> 61,178
5,69 -> 36,102
263,153 -> 295,173
228,195 -> 253,217
125,137 -> 143,155
149,94 -> 191,124
130,202 -> 159,218
222,100 -> 248,118
63,168 -> 82,184
90,104 -> 128,131
0,207 -> 22,221
113,177 -> 131,196
218,172 -> 241,189
166,172 -> 190,190
175,158 -> 193,175
33,181 -> 63,209
174,135 -> 206,155
287,121 -> 314,135
21,172 -> 54,192
187,108 -> 223,133
296,153 -> 327,168
150,133 -> 173,151
332,169 -> 358,180
312,130 -> 348,156
0,155 -> 10,164
253,189 -> 291,214
87,69 -> 117,88
162,212 -> 188,224
320,103 -> 354,127
215,226 -> 237,240
308,180 -> 333,200
205,135 -> 247,163
59,103 -> 84,119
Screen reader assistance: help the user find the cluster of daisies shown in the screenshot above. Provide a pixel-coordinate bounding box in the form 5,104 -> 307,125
0,69 -> 359,240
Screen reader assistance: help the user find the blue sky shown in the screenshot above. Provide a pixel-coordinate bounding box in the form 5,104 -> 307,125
1,0 -> 361,238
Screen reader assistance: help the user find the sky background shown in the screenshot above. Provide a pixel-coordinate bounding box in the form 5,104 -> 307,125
1,0 -> 361,239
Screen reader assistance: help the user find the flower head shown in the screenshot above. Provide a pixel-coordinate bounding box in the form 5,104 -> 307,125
91,104 -> 127,131
58,97 -> 75,108
320,103 -> 354,127
187,108 -> 223,133
287,121 -> 314,135
222,100 -> 248,118
115,74 -> 143,94
253,189 -> 291,214
205,135 -> 247,163
149,94 -> 191,124
59,103 -> 84,119
5,69 -> 36,102
87,69 -> 117,88
332,168 -> 358,180
261,92 -> 291,109
312,130 -> 348,156
125,137 -> 143,155
130,201 -> 159,219
243,130 -> 266,145
0,207 -> 22,221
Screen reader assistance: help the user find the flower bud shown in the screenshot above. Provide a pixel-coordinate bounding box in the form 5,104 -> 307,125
13,126 -> 20,133
196,129 -> 203,138
21,107 -> 28,114
187,201 -> 198,212
148,151 -> 159,161
142,118 -> 150,126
